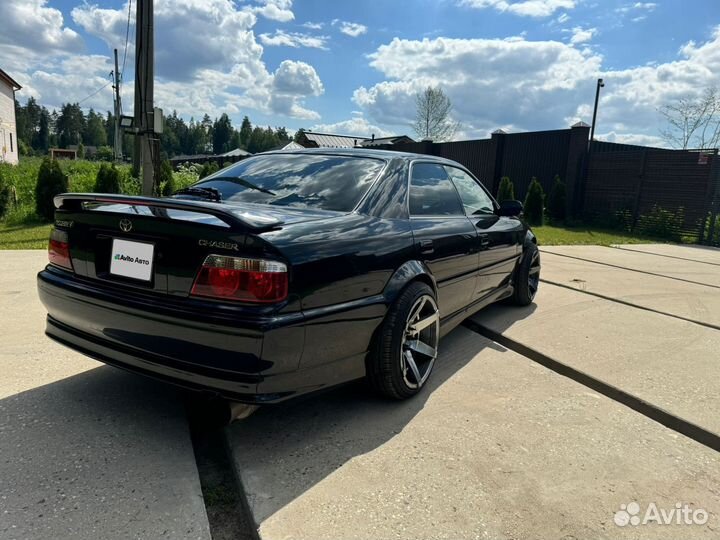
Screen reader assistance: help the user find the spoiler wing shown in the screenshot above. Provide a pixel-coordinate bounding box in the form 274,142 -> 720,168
54,193 -> 284,232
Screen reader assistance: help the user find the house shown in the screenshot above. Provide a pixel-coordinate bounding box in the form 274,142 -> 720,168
0,68 -> 22,165
296,130 -> 414,149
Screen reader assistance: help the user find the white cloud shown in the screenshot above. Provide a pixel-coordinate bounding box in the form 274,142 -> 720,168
311,116 -> 393,138
17,55 -> 115,112
301,21 -> 324,30
259,30 -> 329,49
556,12 -> 570,23
65,0 -> 322,120
270,61 -> 324,120
246,0 -> 294,22
332,20 -> 368,37
353,27 -> 720,144
460,0 -> 576,18
569,27 -> 597,44
616,2 -> 657,14
0,0 -> 83,76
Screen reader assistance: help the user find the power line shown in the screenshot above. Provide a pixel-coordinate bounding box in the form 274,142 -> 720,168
121,0 -> 132,85
77,80 -> 113,105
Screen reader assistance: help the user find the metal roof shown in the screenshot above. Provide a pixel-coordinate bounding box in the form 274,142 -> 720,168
221,148 -> 252,157
302,132 -> 370,148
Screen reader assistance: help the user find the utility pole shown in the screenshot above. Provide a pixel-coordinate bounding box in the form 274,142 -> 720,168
590,78 -> 604,142
112,48 -> 123,161
134,0 -> 155,195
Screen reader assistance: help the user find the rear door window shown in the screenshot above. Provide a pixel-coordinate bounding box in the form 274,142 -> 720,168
409,163 -> 465,216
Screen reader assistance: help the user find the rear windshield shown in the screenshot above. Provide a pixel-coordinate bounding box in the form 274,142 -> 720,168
194,154 -> 385,212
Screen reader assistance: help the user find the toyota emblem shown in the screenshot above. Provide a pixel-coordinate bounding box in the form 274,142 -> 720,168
119,219 -> 133,232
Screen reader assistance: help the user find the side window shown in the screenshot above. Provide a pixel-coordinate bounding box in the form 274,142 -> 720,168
444,166 -> 495,215
409,163 -> 464,216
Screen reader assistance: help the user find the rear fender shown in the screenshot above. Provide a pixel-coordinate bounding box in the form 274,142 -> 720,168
382,260 -> 437,304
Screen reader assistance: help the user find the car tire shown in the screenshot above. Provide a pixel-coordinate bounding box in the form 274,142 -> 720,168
368,282 -> 440,400
510,243 -> 541,306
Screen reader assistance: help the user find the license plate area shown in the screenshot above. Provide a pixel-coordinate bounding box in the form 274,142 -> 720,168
110,238 -> 155,281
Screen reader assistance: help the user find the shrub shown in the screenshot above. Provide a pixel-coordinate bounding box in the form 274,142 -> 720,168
546,174 -> 566,223
222,161 -> 233,169
635,205 -> 684,241
95,146 -> 114,162
77,143 -> 85,160
199,161 -> 219,179
158,159 -> 175,196
523,177 -> 545,226
18,139 -> 32,156
497,176 -> 515,202
35,158 -> 69,221
173,163 -> 202,191
704,212 -> 720,245
95,163 -> 122,194
0,168 -> 11,220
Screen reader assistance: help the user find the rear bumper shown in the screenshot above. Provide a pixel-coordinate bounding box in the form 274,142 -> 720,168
38,267 -> 377,403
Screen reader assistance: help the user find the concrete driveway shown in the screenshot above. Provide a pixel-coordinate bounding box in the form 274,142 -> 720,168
227,243 -> 720,540
0,251 -> 211,540
2,244 -> 719,540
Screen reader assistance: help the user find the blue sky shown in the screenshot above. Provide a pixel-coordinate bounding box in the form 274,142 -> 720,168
2,0 -> 719,146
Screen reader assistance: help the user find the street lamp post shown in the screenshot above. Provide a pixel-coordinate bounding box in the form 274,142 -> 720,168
590,78 -> 604,142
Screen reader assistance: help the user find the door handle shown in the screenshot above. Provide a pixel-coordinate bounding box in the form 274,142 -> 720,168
419,239 -> 434,255
479,234 -> 490,248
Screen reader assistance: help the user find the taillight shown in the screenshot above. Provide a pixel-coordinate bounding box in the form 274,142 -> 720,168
191,255 -> 288,303
48,228 -> 73,271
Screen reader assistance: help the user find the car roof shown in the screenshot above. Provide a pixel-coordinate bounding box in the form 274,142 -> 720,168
259,147 -> 463,167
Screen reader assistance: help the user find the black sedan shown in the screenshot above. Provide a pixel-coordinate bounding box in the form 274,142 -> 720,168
38,149 -> 539,404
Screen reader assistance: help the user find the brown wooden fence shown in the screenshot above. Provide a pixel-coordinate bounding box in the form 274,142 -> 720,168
377,129 -> 720,245
583,142 -> 719,242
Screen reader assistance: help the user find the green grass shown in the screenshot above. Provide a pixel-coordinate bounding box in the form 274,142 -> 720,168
534,224 -> 669,246
0,221 -> 52,249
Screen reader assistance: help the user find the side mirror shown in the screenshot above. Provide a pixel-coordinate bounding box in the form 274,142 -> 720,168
497,200 -> 523,217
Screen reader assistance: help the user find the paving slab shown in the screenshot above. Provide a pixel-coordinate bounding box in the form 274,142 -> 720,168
611,243 -> 720,266
472,283 -> 720,437
0,250 -> 211,540
539,251 -> 720,328
228,327 -> 720,540
541,245 -> 720,288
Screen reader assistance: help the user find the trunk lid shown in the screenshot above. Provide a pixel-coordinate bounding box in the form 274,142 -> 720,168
53,193 -> 332,296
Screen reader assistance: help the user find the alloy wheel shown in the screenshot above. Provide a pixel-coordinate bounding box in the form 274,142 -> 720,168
400,295 -> 440,389
528,250 -> 541,300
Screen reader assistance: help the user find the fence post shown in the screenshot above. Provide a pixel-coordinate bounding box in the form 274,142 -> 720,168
704,149 -> 720,245
630,150 -> 648,230
564,122 -> 590,219
489,131 -> 506,197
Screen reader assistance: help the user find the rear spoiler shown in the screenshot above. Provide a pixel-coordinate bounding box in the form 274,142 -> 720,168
54,193 -> 284,232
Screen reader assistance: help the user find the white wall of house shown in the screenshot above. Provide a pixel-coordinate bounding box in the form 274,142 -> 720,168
0,79 -> 19,165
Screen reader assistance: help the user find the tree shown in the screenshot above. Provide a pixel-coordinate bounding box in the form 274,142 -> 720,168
35,158 -> 69,221
212,113 -> 233,154
158,159 -> 175,196
293,128 -> 306,143
95,163 -> 121,193
523,177 -> 545,226
83,109 -> 107,147
37,108 -> 50,153
546,175 -> 566,223
497,177 -> 515,202
56,103 -> 85,148
239,116 -> 252,149
659,86 -> 720,149
413,86 -> 459,142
